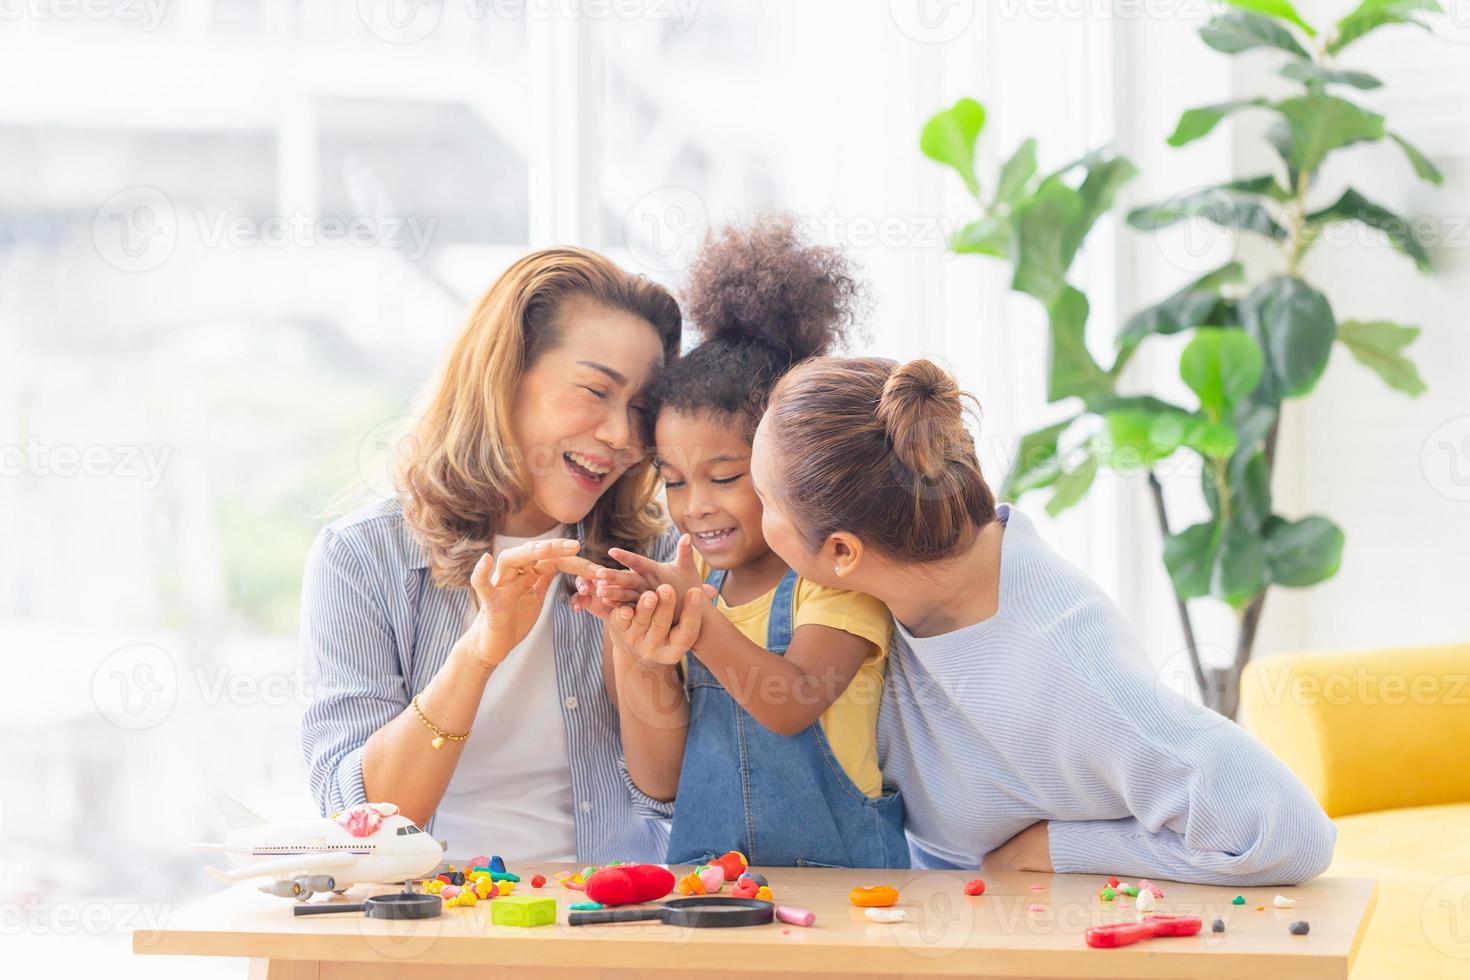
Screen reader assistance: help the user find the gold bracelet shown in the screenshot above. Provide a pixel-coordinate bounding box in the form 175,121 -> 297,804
411,694 -> 470,750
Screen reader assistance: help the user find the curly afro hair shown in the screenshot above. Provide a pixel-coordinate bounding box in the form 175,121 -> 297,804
652,212 -> 864,441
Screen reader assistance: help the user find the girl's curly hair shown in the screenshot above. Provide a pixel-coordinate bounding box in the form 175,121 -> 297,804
652,212 -> 864,440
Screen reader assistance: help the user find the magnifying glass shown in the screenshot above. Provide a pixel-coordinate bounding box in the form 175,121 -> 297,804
292,893 -> 441,920
569,896 -> 773,928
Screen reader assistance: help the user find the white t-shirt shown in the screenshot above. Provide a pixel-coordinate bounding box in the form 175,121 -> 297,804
430,523 -> 578,863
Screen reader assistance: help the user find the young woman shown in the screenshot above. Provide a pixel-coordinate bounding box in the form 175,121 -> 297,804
299,248 -> 682,863
734,356 -> 1337,885
596,217 -> 906,869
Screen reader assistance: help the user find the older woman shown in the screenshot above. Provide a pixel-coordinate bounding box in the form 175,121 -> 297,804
300,248 -> 680,863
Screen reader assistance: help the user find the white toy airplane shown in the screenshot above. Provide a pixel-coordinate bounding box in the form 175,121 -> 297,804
196,796 -> 445,901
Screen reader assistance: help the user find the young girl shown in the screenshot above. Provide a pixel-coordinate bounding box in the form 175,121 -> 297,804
596,217 -> 908,869
742,355 -> 1336,885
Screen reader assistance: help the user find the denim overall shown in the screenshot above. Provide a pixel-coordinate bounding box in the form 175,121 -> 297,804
665,567 -> 910,869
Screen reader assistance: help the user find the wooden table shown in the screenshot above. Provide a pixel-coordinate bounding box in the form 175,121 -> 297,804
133,864 -> 1377,979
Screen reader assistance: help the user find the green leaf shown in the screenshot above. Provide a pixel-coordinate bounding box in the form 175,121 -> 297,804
1002,417 -> 1079,499
1204,450 -> 1274,530
1239,276 -> 1338,400
1167,99 -> 1268,147
1127,187 -> 1286,240
1076,155 -> 1138,242
1308,187 -> 1431,271
1264,515 -> 1345,586
1272,95 -> 1385,173
1047,286 -> 1113,404
1045,447 -> 1099,518
1218,522 -> 1268,607
1180,329 -> 1265,420
1222,175 -> 1293,201
1389,132 -> 1444,185
1265,121 -> 1302,188
1280,62 -> 1383,89
1117,262 -> 1244,368
1337,320 -> 1428,396
1182,418 -> 1240,459
1163,517 -> 1268,607
1164,521 -> 1219,599
1330,0 -> 1442,54
994,138 -> 1039,209
952,215 -> 1012,257
1219,0 -> 1317,36
1201,11 -> 1312,57
1101,408 -> 1200,468
920,97 -> 987,197
1011,178 -> 1084,305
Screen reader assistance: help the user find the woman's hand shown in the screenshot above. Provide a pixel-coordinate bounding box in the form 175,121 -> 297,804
982,821 -> 1053,873
608,534 -> 705,604
452,538 -> 588,671
609,584 -> 708,667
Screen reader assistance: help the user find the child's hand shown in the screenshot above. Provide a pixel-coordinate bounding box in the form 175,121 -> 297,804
608,534 -> 705,600
571,565 -> 649,620
609,584 -> 708,667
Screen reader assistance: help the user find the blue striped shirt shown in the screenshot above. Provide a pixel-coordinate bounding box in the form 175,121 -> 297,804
298,497 -> 677,863
877,504 -> 1337,885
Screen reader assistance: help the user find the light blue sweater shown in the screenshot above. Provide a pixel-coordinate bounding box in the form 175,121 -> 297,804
877,505 -> 1336,885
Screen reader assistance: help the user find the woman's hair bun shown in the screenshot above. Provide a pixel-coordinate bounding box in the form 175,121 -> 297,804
682,212 -> 861,366
876,359 -> 966,481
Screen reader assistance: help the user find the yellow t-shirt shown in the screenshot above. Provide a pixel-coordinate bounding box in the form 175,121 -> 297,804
692,555 -> 893,798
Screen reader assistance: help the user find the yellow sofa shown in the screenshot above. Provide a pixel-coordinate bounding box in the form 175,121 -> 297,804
1241,643 -> 1470,980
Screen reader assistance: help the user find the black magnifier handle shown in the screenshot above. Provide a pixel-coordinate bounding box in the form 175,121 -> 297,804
294,903 -> 367,916
568,906 -> 665,926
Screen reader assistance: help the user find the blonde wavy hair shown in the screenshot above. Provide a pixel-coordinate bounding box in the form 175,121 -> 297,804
398,247 -> 682,589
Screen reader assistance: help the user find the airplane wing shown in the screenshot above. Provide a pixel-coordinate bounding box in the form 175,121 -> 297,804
205,851 -> 358,882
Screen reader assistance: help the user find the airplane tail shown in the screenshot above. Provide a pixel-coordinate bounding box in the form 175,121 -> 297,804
216,795 -> 268,832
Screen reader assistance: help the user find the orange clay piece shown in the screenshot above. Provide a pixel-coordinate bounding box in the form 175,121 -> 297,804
677,871 -> 707,896
849,885 -> 899,908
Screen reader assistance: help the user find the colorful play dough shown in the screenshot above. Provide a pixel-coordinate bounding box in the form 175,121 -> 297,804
584,864 -> 676,907
850,885 -> 899,908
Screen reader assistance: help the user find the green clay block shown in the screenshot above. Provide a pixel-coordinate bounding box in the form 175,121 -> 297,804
1232,895 -> 1247,905
490,895 -> 556,927
1121,886 -> 1140,897
1099,887 -> 1116,901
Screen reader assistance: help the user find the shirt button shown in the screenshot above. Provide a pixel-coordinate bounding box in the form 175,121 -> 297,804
580,800 -> 592,814
564,696 -> 578,710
